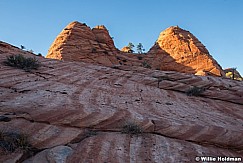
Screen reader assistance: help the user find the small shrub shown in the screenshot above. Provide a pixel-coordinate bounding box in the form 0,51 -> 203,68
121,122 -> 143,135
4,54 -> 40,71
20,45 -> 25,50
92,48 -> 97,53
137,56 -> 143,60
0,116 -> 11,122
142,61 -> 151,69
186,86 -> 205,96
111,65 -> 120,69
0,131 -> 32,152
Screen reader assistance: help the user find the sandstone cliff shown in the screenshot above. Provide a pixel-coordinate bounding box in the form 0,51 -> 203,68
147,26 -> 225,76
46,21 -> 120,66
47,22 -> 225,77
0,41 -> 243,162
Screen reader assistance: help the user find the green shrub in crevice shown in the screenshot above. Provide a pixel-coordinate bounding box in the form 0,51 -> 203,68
4,54 -> 40,71
186,86 -> 205,96
0,131 -> 32,152
121,122 -> 143,135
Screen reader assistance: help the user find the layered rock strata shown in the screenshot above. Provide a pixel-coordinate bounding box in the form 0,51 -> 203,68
0,41 -> 242,162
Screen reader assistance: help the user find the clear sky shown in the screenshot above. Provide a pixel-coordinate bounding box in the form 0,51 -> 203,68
1,0 -> 243,74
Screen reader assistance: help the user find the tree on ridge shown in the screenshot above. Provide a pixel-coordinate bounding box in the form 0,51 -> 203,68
137,43 -> 145,54
127,42 -> 135,53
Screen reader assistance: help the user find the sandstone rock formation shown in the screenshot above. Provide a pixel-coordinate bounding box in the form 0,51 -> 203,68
224,68 -> 243,81
46,21 -> 146,68
92,25 -> 116,50
46,21 -> 120,67
47,22 -> 225,77
1,41 -> 243,162
121,46 -> 131,53
147,26 -> 225,76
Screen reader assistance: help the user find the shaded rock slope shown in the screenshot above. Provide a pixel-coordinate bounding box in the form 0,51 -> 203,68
1,41 -> 243,162
47,21 -> 225,77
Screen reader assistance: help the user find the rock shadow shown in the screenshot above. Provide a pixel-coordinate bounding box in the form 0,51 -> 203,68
147,42 -> 196,74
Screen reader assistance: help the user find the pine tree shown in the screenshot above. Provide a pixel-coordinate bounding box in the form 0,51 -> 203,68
137,43 -> 145,54
127,42 -> 135,53
20,45 -> 25,50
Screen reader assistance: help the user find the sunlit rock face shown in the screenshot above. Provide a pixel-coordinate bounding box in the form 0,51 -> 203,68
120,46 -> 131,53
46,21 -> 120,66
47,22 -> 225,77
147,26 -> 225,76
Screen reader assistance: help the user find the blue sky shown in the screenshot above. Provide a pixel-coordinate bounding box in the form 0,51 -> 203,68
1,0 -> 243,74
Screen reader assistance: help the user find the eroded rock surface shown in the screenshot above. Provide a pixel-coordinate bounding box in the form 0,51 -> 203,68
47,22 -> 225,78
147,26 -> 225,76
1,41 -> 243,162
46,21 -> 120,67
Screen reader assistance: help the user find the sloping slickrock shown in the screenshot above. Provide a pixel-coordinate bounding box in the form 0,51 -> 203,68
147,26 -> 225,76
0,119 -> 83,149
46,21 -> 120,67
0,42 -> 243,162
67,133 -> 242,162
0,152 -> 24,163
23,145 -> 73,163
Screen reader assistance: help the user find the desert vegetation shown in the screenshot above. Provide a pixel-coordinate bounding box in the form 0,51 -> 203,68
121,122 -> 143,135
124,42 -> 145,54
0,131 -> 32,152
136,43 -> 145,54
127,42 -> 135,53
137,55 -> 143,60
4,54 -> 40,71
186,86 -> 205,96
142,60 -> 151,68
